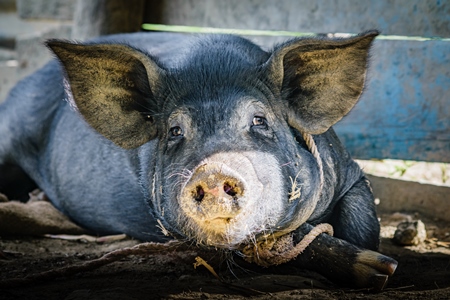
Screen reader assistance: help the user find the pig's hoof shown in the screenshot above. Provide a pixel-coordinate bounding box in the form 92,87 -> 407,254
371,274 -> 389,292
354,250 -> 398,291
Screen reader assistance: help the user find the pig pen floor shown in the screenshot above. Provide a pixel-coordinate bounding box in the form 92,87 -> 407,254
1,214 -> 449,300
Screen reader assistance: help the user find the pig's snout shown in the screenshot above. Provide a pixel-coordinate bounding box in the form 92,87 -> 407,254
178,152 -> 285,247
192,175 -> 243,203
182,164 -> 245,218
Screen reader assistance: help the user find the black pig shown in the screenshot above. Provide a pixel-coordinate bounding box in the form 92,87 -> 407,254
0,31 -> 397,289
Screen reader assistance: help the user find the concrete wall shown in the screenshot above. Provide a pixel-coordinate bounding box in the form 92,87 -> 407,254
369,174 -> 450,222
0,0 -> 73,103
144,0 -> 449,37
0,0 -> 146,104
17,0 -> 75,20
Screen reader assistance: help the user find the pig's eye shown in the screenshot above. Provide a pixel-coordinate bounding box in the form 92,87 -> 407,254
252,116 -> 268,128
169,126 -> 184,137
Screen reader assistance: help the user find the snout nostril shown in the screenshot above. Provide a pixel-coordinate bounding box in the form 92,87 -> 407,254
194,186 -> 205,202
223,182 -> 237,197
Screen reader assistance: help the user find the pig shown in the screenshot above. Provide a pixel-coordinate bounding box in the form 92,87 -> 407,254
0,31 -> 397,289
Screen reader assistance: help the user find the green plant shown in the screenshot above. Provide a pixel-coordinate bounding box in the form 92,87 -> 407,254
390,160 -> 415,177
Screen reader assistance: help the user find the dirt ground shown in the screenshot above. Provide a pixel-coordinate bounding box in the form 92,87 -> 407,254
0,211 -> 449,300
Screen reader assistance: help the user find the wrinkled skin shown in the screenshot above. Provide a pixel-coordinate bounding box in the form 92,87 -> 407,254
0,32 -> 397,288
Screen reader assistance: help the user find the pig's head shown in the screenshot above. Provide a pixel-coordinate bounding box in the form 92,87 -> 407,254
48,31 -> 377,248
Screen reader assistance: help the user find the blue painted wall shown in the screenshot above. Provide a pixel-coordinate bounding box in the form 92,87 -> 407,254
335,39 -> 450,162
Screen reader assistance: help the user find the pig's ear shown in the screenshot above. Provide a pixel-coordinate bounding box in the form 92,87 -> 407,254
267,31 -> 378,134
47,40 -> 164,149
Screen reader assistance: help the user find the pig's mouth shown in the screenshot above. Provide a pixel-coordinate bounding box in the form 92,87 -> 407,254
178,151 -> 286,248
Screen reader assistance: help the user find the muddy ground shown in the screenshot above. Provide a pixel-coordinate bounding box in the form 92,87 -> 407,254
0,212 -> 449,300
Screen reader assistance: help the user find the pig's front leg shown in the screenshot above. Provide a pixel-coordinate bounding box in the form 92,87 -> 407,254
292,222 -> 397,291
292,224 -> 397,291
290,176 -> 397,290
328,176 -> 380,251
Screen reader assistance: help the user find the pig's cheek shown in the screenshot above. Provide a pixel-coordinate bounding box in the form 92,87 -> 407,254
177,151 -> 286,247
